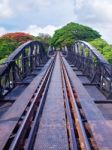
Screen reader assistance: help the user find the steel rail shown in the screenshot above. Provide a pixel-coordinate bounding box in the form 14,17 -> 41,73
25,56 -> 55,150
3,55 -> 56,150
61,55 -> 91,150
60,59 -> 78,150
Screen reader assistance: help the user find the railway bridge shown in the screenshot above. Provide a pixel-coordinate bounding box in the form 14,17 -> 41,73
0,40 -> 112,150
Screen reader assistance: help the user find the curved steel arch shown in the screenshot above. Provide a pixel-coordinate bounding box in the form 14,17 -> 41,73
74,40 -> 108,64
0,40 -> 48,97
65,40 -> 112,98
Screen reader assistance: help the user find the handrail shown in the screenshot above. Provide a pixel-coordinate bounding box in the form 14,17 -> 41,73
65,40 -> 112,98
76,40 -> 108,64
0,40 -> 48,97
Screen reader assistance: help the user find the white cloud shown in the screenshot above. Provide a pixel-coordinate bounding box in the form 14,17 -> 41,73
8,0 -> 75,27
0,25 -> 61,37
0,0 -> 13,18
74,0 -> 112,43
25,25 -> 61,36
75,0 -> 112,23
94,24 -> 112,43
0,0 -> 112,43
0,26 -> 7,35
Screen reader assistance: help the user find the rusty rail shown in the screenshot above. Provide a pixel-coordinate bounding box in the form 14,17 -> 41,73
0,52 -> 112,149
0,54 -> 56,150
60,54 -> 91,150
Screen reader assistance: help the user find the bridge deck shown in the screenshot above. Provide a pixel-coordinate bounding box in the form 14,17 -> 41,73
0,58 -> 53,149
63,56 -> 112,149
3,66 -> 44,102
0,52 -> 112,149
34,54 -> 69,150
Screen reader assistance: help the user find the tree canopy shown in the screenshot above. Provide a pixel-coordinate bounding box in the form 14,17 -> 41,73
34,33 -> 51,46
2,32 -> 33,44
90,38 -> 112,63
50,22 -> 101,47
0,32 -> 51,64
0,25 -> 112,64
0,32 -> 34,64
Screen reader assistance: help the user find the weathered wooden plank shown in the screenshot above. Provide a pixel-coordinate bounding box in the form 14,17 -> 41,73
63,57 -> 112,150
4,85 -> 27,101
78,76 -> 90,84
74,70 -> 83,75
0,102 -> 12,118
84,85 -> 106,101
97,103 -> 112,120
0,58 -> 53,149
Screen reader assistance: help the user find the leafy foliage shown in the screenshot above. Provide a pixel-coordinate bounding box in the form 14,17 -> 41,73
2,32 -> 33,44
0,32 -> 33,64
34,33 -> 51,45
34,33 -> 51,51
90,38 -> 112,63
50,22 -> 101,47
0,39 -> 19,60
0,27 -> 112,65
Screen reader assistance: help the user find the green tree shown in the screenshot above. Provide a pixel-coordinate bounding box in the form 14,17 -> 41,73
0,38 -> 19,60
34,33 -> 51,51
34,33 -> 51,45
0,32 -> 34,64
50,22 -> 101,47
90,38 -> 112,63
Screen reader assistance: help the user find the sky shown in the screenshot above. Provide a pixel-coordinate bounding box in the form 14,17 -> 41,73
0,0 -> 112,43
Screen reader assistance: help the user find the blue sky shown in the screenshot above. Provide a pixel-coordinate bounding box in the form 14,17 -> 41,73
0,0 -> 112,43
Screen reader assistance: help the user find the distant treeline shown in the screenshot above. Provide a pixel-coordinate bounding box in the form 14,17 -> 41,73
50,22 -> 112,63
0,22 -> 112,64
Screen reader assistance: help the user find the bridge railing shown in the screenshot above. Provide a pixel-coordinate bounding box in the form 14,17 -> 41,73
47,46 -> 56,57
65,40 -> 112,98
0,41 -> 48,97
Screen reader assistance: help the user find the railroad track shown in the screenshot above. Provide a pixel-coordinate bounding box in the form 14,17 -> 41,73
0,52 -> 112,149
61,54 -> 96,150
0,54 -> 56,149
